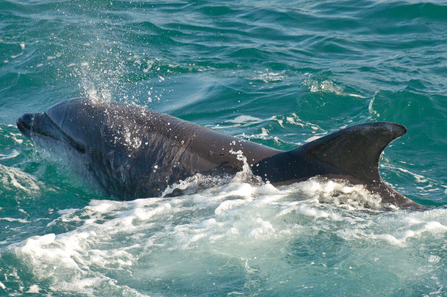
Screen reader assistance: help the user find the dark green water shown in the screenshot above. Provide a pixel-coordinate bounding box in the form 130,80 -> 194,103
1,0 -> 447,296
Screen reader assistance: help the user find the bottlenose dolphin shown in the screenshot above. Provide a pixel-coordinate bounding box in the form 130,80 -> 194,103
17,98 -> 424,210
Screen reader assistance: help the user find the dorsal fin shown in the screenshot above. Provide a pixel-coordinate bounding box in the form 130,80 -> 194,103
253,122 -> 425,210
300,122 -> 406,183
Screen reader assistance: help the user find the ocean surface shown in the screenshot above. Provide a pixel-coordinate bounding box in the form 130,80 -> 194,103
1,0 -> 447,296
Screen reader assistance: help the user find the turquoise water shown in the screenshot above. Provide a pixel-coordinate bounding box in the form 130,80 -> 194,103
1,0 -> 447,295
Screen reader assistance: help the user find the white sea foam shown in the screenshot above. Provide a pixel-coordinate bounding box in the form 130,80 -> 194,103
0,164 -> 40,195
6,176 -> 447,296
0,150 -> 20,160
225,115 -> 263,124
303,76 -> 365,98
256,70 -> 285,83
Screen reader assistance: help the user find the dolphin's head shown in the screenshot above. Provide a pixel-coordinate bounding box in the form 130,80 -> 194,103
16,98 -> 154,197
16,98 -> 102,155
16,98 -> 118,193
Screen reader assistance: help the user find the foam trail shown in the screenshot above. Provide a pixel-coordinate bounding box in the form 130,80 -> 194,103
3,178 -> 447,296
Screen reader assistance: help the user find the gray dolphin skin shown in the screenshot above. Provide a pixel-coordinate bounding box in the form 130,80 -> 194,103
17,98 -> 425,210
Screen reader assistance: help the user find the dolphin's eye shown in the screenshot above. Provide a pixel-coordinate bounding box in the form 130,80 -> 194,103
75,143 -> 86,154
